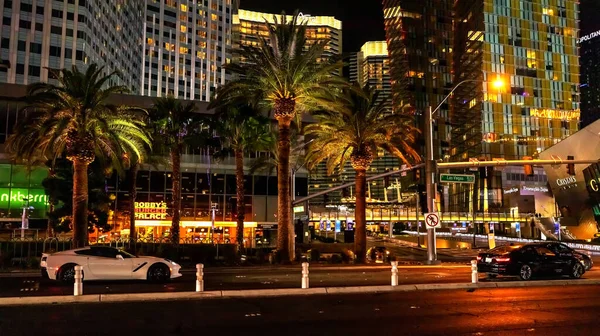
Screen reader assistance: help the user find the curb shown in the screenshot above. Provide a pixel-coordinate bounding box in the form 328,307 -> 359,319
1,279 -> 600,306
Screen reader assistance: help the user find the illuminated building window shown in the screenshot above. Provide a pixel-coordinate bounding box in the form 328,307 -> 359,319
179,47 -> 188,54
180,25 -> 187,33
542,8 -> 554,16
180,4 -> 187,12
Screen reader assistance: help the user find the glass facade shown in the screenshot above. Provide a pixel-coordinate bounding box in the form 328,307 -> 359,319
232,9 -> 342,66
0,0 -> 144,92
141,0 -> 235,101
0,164 -> 49,221
383,0 -> 454,159
452,0 -> 580,161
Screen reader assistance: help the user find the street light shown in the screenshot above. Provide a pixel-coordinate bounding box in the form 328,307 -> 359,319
424,78 -> 504,264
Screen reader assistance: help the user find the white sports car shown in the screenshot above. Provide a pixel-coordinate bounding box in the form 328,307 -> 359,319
41,246 -> 182,283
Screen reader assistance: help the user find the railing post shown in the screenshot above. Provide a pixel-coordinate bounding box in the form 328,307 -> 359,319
196,263 -> 204,292
74,265 -> 83,296
391,261 -> 398,286
471,260 -> 478,284
301,262 -> 309,289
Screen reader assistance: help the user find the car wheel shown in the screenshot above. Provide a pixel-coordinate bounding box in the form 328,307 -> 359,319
519,264 -> 533,281
570,262 -> 584,279
58,264 -> 80,284
147,263 -> 170,283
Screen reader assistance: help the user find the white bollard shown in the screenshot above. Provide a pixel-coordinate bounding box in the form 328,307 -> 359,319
196,263 -> 204,292
301,262 -> 309,289
74,265 -> 83,296
471,260 -> 478,284
391,261 -> 399,286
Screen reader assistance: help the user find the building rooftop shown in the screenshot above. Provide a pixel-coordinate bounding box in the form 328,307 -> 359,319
234,9 -> 341,30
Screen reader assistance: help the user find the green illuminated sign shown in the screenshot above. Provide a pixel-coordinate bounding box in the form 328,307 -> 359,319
439,174 -> 475,184
0,188 -> 49,209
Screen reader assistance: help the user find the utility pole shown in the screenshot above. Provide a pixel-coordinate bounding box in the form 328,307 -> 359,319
424,106 -> 438,263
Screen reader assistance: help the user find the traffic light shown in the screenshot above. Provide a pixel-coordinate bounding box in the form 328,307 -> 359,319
413,168 -> 421,181
342,188 -> 349,198
324,194 -> 330,204
523,156 -> 534,177
567,155 -> 575,175
384,176 -> 390,188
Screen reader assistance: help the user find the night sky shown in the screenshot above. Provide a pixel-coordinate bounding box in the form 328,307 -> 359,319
239,0 -> 386,52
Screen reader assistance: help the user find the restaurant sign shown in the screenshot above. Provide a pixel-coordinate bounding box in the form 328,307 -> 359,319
135,202 -> 168,220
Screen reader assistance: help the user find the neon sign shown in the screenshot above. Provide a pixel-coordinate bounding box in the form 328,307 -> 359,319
578,30 -> 600,43
0,190 -> 48,203
135,202 -> 168,220
530,108 -> 579,120
556,176 -> 577,187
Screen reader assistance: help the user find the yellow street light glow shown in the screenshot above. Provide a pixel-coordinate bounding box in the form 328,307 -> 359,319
492,78 -> 504,89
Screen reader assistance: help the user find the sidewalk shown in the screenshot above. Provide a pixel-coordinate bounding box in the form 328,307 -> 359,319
1,278 -> 599,306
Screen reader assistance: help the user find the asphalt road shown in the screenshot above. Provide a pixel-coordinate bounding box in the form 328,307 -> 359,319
1,285 -> 599,336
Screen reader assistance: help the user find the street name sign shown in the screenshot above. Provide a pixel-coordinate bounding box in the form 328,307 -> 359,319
439,173 -> 475,184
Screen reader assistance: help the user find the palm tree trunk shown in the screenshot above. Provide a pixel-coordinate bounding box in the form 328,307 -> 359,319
276,121 -> 292,263
354,168 -> 367,263
72,159 -> 90,248
235,148 -> 245,254
171,146 -> 182,245
128,162 -> 140,244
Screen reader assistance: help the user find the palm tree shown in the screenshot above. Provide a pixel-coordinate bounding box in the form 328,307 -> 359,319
150,97 -> 207,245
5,64 -> 151,248
123,125 -> 167,245
213,12 -> 346,262
304,84 -> 420,263
212,105 -> 273,253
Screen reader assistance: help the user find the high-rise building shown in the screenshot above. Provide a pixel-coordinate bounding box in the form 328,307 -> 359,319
452,0 -> 580,161
311,41 -> 396,205
232,9 -> 342,64
579,0 -> 600,128
0,0 -> 144,92
141,0 -> 236,101
353,41 -> 391,96
382,0 -> 454,160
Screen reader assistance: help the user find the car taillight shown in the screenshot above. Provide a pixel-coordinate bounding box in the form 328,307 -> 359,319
476,256 -> 482,261
495,257 -> 510,262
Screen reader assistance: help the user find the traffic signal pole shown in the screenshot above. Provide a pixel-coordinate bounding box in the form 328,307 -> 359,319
436,158 -> 600,170
425,106 -> 438,264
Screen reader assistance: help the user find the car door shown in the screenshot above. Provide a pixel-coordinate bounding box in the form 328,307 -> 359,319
87,247 -> 132,280
534,246 -> 564,275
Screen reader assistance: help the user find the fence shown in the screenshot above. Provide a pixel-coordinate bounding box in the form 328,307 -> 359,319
0,237 -> 247,268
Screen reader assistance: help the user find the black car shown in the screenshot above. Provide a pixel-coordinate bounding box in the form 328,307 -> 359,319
477,243 -> 586,280
542,242 -> 593,271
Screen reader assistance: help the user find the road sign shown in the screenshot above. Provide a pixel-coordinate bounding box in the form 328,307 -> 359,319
425,213 -> 441,229
439,173 -> 475,184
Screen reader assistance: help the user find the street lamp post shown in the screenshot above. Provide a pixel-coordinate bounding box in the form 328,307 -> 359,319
425,78 -> 503,264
